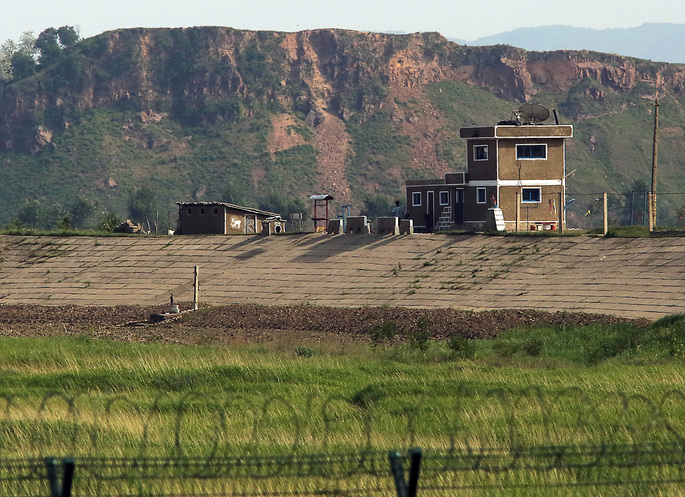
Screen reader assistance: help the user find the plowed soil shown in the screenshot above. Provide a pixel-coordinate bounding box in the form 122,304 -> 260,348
0,304 -> 646,346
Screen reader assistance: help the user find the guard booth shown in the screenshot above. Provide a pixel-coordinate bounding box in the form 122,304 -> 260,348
309,194 -> 333,232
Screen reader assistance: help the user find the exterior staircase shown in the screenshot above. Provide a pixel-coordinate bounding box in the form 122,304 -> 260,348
435,206 -> 452,230
491,208 -> 506,231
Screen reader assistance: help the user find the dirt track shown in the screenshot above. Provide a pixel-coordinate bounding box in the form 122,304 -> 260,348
0,304 -> 645,345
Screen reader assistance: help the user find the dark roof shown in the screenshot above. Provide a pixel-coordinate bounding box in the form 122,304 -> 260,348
405,179 -> 445,186
177,201 -> 280,218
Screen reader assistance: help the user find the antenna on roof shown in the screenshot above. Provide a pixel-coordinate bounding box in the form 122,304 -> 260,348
517,103 -> 550,124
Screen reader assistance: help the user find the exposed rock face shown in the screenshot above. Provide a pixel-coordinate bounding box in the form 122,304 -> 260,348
0,27 -> 683,154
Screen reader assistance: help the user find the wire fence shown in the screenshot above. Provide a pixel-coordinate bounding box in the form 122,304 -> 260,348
565,191 -> 685,230
10,444 -> 685,497
4,387 -> 685,496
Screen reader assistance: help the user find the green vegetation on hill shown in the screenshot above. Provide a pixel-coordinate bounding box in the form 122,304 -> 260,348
0,26 -> 684,229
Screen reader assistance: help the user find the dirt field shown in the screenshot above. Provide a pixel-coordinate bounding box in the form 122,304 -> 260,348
0,304 -> 646,346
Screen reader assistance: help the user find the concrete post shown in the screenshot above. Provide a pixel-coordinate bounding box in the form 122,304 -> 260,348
193,266 -> 199,311
603,192 -> 608,236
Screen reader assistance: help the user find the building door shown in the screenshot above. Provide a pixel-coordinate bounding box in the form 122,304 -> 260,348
245,215 -> 256,233
454,189 -> 464,224
426,191 -> 434,232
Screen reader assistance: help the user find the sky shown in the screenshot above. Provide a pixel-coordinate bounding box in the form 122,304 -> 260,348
1,0 -> 684,44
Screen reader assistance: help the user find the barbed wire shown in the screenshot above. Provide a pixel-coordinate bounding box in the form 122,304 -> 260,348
2,387 -> 685,458
3,388 -> 685,495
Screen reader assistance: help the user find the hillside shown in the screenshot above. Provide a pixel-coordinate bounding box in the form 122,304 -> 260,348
463,23 -> 685,64
0,27 -> 684,229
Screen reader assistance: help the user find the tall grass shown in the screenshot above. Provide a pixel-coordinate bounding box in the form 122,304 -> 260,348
2,317 -> 685,494
0,316 -> 684,461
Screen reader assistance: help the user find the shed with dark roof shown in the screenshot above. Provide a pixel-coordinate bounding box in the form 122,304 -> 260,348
176,202 -> 283,235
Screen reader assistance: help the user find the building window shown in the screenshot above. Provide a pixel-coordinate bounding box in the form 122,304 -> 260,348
522,187 -> 542,203
473,145 -> 488,161
476,188 -> 486,204
214,208 -> 218,215
412,192 -> 422,206
517,144 -> 547,159
439,191 -> 449,205
187,208 -> 192,214
200,208 -> 205,214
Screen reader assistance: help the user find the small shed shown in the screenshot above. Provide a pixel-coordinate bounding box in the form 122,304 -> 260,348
176,202 -> 282,235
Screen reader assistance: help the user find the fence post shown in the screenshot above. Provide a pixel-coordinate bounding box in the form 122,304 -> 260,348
558,192 -> 564,235
44,458 -> 61,497
61,458 -> 75,497
193,265 -> 199,311
603,192 -> 608,236
407,448 -> 422,497
44,458 -> 75,497
389,449 -> 422,497
388,451 -> 407,497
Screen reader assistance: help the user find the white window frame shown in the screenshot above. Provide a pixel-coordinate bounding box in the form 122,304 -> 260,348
516,143 -> 547,160
521,187 -> 542,203
476,188 -> 486,204
412,192 -> 422,207
473,144 -> 488,161
439,191 -> 449,206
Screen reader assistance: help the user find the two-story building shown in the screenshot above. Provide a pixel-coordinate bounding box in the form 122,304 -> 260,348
406,122 -> 573,232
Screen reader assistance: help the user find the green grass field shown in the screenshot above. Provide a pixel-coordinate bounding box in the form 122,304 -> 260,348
2,315 -> 685,457
2,315 -> 685,495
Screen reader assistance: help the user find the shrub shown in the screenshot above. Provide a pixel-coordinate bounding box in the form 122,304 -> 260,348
522,338 -> 543,357
350,385 -> 385,409
405,319 -> 431,352
97,212 -> 121,232
583,323 -> 644,365
369,321 -> 396,347
295,346 -> 315,358
447,334 -> 475,359
645,314 -> 685,357
491,340 -> 519,358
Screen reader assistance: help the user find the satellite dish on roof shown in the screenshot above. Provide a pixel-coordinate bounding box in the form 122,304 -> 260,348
518,103 -> 550,124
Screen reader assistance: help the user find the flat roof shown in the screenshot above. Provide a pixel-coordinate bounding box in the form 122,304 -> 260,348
460,125 -> 573,139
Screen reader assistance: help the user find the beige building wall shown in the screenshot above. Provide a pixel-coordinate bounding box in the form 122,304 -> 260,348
498,139 -> 565,181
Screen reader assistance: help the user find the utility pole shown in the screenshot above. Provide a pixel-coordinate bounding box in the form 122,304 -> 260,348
650,97 -> 659,230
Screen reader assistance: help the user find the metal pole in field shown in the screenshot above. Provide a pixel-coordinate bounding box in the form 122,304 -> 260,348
193,266 -> 199,311
650,97 -> 659,230
558,191 -> 564,235
603,192 -> 608,236
515,192 -> 520,232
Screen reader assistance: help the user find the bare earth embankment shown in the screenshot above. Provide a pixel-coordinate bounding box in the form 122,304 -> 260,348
0,233 -> 682,341
0,303 -> 642,345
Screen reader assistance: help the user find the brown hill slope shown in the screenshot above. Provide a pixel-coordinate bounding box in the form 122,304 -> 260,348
2,27 -> 683,154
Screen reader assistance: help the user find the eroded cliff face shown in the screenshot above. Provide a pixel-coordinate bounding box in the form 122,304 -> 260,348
0,26 -> 683,154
